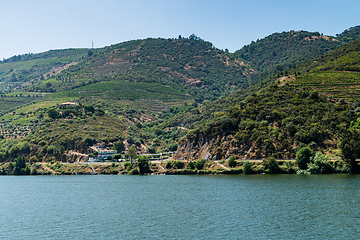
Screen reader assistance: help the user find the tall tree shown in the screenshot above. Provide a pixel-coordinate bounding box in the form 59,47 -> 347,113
338,129 -> 360,173
128,146 -> 137,163
137,156 -> 150,174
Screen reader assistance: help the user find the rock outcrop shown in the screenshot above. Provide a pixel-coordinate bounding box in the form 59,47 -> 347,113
174,133 -> 254,160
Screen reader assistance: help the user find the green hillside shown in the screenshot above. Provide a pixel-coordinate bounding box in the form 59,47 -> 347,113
336,25 -> 360,43
235,26 -> 360,83
173,30 -> 360,162
1,27 -> 360,166
236,31 -> 340,71
48,36 -> 252,101
282,39 -> 360,101
0,49 -> 90,91
174,84 -> 356,161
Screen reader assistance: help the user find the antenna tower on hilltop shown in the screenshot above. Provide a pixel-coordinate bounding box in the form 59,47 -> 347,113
92,41 -> 94,49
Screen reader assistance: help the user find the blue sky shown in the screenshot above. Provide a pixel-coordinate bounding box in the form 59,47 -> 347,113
0,0 -> 359,60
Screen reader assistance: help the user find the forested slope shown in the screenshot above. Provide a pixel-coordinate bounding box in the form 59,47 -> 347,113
0,27 -> 360,165
174,84 -> 355,160
285,39 -> 360,101
175,30 -> 360,161
235,26 -> 360,83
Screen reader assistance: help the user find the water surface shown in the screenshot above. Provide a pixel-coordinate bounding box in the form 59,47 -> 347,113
0,174 -> 359,239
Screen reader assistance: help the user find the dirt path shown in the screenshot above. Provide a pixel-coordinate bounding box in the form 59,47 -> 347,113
87,163 -> 97,174
156,163 -> 166,171
68,150 -> 88,157
217,163 -> 230,170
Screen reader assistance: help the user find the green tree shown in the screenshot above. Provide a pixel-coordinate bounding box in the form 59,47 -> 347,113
147,145 -> 156,154
242,161 -> 252,174
262,157 -> 279,173
113,142 -> 124,152
228,155 -> 237,168
14,155 -> 27,175
128,146 -> 137,163
165,161 -> 172,169
124,161 -> 132,171
338,129 -> 360,173
47,108 -> 58,119
194,159 -> 205,170
7,162 -> 14,174
295,147 -> 314,170
307,152 -> 333,174
187,161 -> 195,170
172,160 -> 183,169
137,156 -> 150,174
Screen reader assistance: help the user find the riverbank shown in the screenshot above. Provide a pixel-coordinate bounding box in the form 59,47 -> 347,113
0,157 -> 352,175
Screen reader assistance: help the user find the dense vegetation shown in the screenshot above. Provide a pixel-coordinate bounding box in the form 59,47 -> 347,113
235,26 -> 360,84
177,84 -> 355,160
0,26 -> 360,175
278,39 -> 360,101
0,49 -> 90,92
33,36 -> 252,101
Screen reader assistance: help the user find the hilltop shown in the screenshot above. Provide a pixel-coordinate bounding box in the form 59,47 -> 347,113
235,26 -> 360,83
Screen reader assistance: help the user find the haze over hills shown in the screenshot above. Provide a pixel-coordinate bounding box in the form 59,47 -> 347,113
0,26 -> 359,166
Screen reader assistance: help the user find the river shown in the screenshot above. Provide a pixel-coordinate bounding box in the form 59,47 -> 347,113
0,174 -> 359,239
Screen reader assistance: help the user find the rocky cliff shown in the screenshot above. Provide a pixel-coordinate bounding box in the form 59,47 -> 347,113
174,133 -> 255,160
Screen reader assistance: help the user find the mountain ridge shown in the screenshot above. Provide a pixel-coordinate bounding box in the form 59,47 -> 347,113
0,26 -> 359,165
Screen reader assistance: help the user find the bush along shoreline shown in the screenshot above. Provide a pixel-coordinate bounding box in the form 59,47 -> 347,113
0,152 -> 352,176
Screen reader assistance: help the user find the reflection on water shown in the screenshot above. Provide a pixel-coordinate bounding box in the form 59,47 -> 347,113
0,174 -> 359,239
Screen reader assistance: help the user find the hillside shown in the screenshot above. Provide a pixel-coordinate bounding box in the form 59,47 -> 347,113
0,36 -> 253,116
1,26 -> 360,165
174,84 -> 355,160
236,31 -> 339,72
281,39 -> 360,101
28,37 -> 252,101
174,29 -> 360,161
235,26 -> 360,83
0,49 -> 90,92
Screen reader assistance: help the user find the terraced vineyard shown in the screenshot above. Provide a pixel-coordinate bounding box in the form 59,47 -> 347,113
292,72 -> 360,101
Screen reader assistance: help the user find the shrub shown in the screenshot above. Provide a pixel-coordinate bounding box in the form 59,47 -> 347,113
168,143 -> 178,152
165,161 -> 172,169
29,156 -> 38,163
242,161 -> 252,174
172,160 -> 183,169
137,156 -> 150,174
228,155 -> 237,168
187,161 -> 195,169
280,161 -> 296,174
307,152 -> 333,174
128,168 -> 139,175
30,167 -> 38,175
262,157 -> 279,173
147,145 -> 156,154
194,159 -> 205,170
124,161 -> 132,171
295,147 -> 314,170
